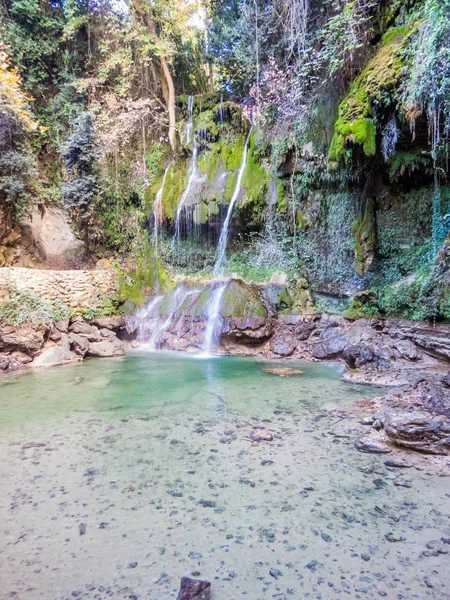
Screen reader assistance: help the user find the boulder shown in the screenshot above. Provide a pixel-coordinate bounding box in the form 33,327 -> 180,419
0,354 -> 12,371
312,329 -> 348,359
87,338 -> 124,358
32,336 -> 80,368
10,350 -> 33,364
392,339 -> 419,361
270,336 -> 296,357
90,316 -> 125,331
69,333 -> 90,357
380,410 -> 450,455
69,321 -> 102,342
222,316 -> 273,343
343,344 -> 375,369
221,279 -> 267,319
176,576 -> 211,600
293,320 -> 315,341
0,323 -> 48,356
354,435 -> 391,454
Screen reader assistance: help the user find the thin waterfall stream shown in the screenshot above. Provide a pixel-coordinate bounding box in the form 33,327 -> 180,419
214,128 -> 252,276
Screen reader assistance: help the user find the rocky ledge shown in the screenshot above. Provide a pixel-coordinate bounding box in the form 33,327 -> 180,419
355,377 -> 450,456
0,316 -> 126,372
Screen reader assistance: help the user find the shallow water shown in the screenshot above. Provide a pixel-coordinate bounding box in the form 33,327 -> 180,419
0,353 -> 449,600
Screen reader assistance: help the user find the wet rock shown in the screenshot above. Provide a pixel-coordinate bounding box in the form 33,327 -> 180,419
343,345 -> 375,369
176,576 -> 211,600
385,532 -> 405,542
269,568 -> 282,579
381,410 -> 450,455
87,338 -> 124,358
426,540 -> 448,554
270,336 -> 296,357
354,436 -> 391,454
197,500 -> 216,508
250,430 -> 274,442
384,459 -> 413,468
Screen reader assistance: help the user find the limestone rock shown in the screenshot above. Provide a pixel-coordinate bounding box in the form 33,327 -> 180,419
380,410 -> 450,455
69,321 -> 102,342
270,336 -> 296,357
69,333 -> 90,357
90,316 -> 125,331
87,338 -> 124,357
0,323 -> 48,356
32,337 -> 79,368
176,576 -> 211,600
222,316 -> 273,343
312,328 -> 347,359
293,320 -> 315,341
392,339 -> 419,361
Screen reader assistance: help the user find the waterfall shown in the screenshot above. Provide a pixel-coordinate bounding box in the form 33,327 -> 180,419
153,162 -> 172,248
125,295 -> 163,342
172,135 -> 200,248
202,283 -> 227,355
214,128 -> 252,276
149,285 -> 199,349
184,95 -> 194,145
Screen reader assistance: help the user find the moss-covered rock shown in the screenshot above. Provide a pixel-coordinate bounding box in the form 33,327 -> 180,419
352,199 -> 376,277
221,279 -> 267,318
291,278 -> 317,314
328,25 -> 414,165
345,290 -> 380,320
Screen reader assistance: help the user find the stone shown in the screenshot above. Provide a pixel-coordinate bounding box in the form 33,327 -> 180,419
343,344 -> 375,368
10,350 -> 33,364
176,576 -> 211,600
0,323 -> 48,356
385,533 -> 405,543
293,320 -> 315,341
392,339 -> 419,361
55,320 -> 69,333
69,322 -> 103,342
384,459 -> 413,468
354,436 -> 391,454
32,337 -> 79,368
69,333 -> 90,357
90,316 -> 125,331
87,338 -> 124,358
0,354 -> 12,371
269,271 -> 288,286
270,336 -> 296,357
48,325 -> 62,342
381,410 -> 450,455
312,329 -> 348,359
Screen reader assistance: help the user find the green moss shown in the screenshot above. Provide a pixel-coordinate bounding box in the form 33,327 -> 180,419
224,172 -> 237,204
193,202 -> 209,225
161,159 -> 188,219
328,25 -> 413,164
222,280 -> 266,318
296,210 -> 309,232
241,130 -> 270,219
116,248 -> 169,307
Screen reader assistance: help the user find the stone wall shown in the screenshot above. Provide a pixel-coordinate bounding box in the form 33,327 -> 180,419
0,267 -> 118,310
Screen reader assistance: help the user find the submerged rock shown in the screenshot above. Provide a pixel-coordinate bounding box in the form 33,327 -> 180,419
176,576 -> 211,600
354,435 -> 391,454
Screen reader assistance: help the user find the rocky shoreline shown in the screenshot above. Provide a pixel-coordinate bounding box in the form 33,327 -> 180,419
1,310 -> 450,457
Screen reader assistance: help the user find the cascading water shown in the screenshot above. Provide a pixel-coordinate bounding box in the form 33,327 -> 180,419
125,295 -> 164,343
172,135 -> 200,248
202,283 -> 227,355
153,161 -> 172,248
184,95 -> 194,145
214,128 -> 252,276
149,285 -> 200,349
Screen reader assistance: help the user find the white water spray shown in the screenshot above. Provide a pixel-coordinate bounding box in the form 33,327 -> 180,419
184,95 -> 194,145
202,283 -> 227,355
214,128 -> 252,276
172,137 -> 200,248
149,286 -> 199,349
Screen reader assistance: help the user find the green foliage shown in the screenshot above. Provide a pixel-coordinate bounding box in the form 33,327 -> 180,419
0,285 -> 69,325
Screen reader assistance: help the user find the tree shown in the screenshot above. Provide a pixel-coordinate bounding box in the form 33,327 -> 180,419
61,112 -> 100,248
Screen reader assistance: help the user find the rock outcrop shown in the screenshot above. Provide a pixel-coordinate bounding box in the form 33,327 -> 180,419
0,316 -> 125,371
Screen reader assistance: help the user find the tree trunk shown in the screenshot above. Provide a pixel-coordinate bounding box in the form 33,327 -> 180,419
159,55 -> 177,152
